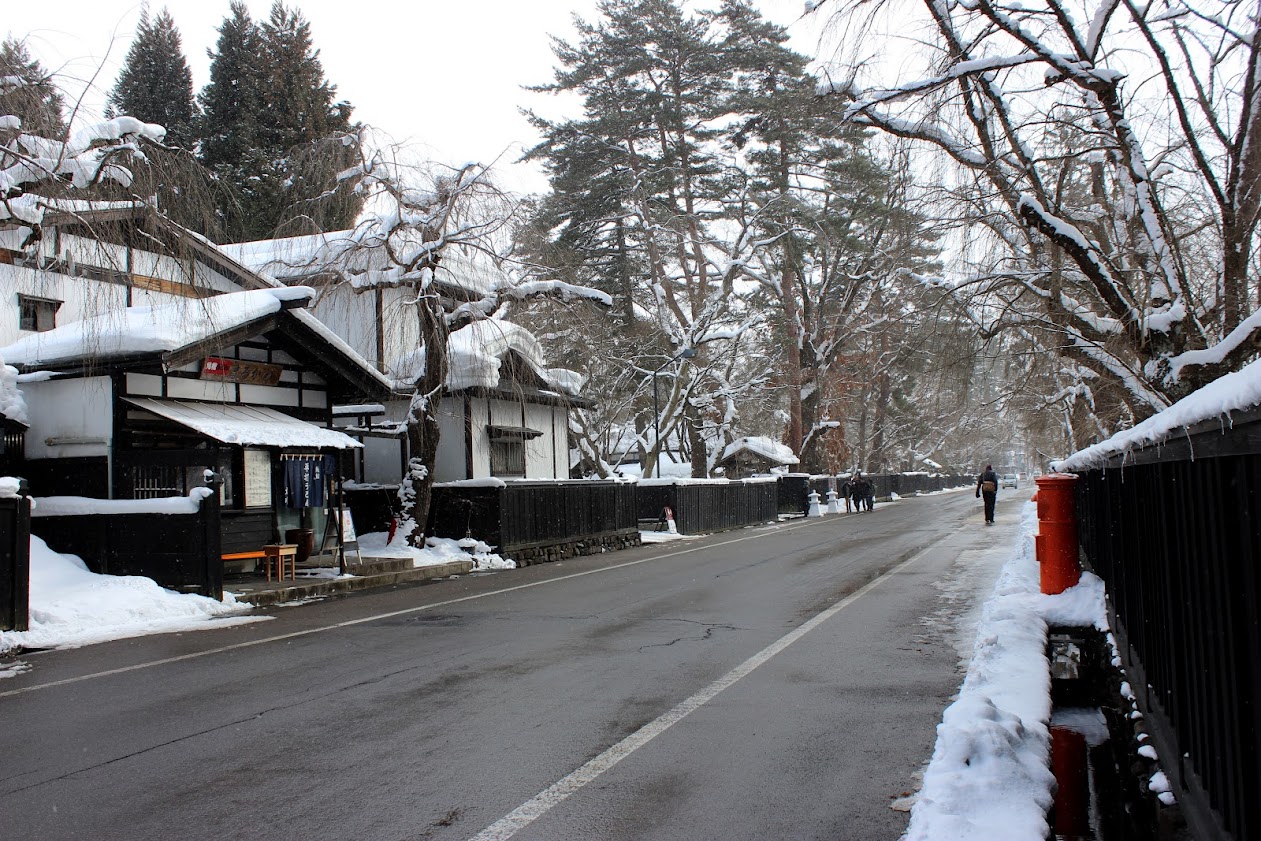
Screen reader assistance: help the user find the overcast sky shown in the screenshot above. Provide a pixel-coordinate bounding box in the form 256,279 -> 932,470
6,1 -> 818,193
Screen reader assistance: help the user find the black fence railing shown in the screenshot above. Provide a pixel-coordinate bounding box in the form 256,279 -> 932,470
424,480 -> 639,553
1075,434 -> 1261,841
638,480 -> 779,534
30,491 -> 223,600
0,488 -> 31,632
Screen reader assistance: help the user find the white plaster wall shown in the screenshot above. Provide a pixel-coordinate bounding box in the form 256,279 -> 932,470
382,287 -> 421,370
21,376 -> 113,459
311,286 -> 379,368
1,263 -> 128,348
362,436 -> 404,485
524,402 -> 562,479
434,398 -> 466,482
165,377 -> 236,402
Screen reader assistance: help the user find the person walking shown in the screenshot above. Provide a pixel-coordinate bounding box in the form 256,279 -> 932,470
976,464 -> 999,524
840,476 -> 853,513
851,472 -> 866,512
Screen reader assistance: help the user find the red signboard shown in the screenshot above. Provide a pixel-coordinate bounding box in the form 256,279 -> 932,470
201,356 -> 284,386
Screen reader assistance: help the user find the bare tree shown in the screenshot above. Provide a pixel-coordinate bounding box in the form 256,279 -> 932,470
813,0 -> 1261,435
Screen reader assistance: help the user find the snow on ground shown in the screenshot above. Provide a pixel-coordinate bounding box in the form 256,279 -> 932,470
357,531 -> 516,570
905,502 -> 1109,841
639,529 -> 694,543
0,535 -> 263,658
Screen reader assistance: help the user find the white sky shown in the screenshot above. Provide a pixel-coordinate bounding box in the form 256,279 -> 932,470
5,0 -> 818,194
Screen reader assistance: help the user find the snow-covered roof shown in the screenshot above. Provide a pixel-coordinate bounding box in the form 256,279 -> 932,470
124,398 -> 362,450
719,436 -> 799,466
389,319 -> 584,396
219,231 -> 500,298
0,287 -> 313,368
1055,356 -> 1261,471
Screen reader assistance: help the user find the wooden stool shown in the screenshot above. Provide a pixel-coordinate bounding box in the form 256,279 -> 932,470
263,544 -> 298,581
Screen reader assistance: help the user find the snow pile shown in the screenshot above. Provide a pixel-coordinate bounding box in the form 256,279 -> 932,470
356,531 -> 515,571
906,503 -> 1108,841
0,355 -> 27,425
0,535 -> 260,655
0,476 -> 23,498
0,287 -> 314,367
720,436 -> 799,466
1056,356 -> 1261,471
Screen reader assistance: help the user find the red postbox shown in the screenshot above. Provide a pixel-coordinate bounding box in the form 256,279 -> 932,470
1034,473 -> 1080,594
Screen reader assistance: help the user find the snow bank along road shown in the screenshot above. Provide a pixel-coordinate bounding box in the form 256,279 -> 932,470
2,490 -> 1023,840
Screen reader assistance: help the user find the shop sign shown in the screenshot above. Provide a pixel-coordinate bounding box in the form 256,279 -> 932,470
202,356 -> 283,386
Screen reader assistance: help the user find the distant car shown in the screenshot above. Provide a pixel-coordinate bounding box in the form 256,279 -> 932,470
1001,473 -> 1018,489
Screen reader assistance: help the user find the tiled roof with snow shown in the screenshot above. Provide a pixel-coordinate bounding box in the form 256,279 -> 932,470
0,287 -> 313,368
389,320 -> 584,396
720,436 -> 799,466
220,231 -> 500,298
1055,357 -> 1261,471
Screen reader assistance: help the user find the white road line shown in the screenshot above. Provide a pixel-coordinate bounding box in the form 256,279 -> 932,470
0,513 -> 864,700
464,532 -> 956,841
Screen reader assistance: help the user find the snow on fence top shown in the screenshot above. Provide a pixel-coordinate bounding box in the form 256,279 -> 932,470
1,356 -> 27,425
1055,356 -> 1261,472
33,487 -> 215,516
0,287 -> 313,368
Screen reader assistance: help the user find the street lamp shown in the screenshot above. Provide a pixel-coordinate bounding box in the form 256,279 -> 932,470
651,347 -> 696,478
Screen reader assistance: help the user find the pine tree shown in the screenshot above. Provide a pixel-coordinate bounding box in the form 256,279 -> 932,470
107,7 -> 198,149
0,38 -> 67,138
198,1 -> 360,241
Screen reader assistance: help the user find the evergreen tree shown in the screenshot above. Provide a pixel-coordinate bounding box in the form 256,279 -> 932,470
198,1 -> 360,241
198,1 -> 263,172
0,37 -> 67,138
107,8 -> 198,148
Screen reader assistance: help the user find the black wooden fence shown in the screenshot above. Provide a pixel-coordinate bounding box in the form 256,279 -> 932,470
30,490 -> 223,600
0,487 -> 31,632
423,480 -> 639,553
1073,411 -> 1261,841
637,479 -> 779,534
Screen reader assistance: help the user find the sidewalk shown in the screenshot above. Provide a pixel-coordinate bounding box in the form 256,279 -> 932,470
226,554 -> 475,607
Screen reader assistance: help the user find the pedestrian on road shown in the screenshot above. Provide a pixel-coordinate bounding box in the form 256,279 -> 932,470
976,464 -> 999,524
865,478 -> 876,512
840,477 -> 853,513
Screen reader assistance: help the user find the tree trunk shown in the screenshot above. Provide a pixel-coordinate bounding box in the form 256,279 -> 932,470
400,294 -> 447,548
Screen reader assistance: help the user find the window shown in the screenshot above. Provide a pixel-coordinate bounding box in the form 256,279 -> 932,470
19,295 -> 60,332
490,440 -> 526,477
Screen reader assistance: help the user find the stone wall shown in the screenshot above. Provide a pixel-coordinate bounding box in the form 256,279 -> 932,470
507,529 -> 641,566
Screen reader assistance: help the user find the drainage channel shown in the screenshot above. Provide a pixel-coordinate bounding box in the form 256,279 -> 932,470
1048,629 -> 1162,841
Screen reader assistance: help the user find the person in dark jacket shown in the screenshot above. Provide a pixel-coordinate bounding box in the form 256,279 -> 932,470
851,472 -> 867,512
976,464 -> 999,524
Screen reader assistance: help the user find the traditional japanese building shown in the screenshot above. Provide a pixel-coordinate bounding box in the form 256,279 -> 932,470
0,286 -> 391,563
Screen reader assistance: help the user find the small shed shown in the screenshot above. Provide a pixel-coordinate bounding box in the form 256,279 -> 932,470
716,436 -> 800,479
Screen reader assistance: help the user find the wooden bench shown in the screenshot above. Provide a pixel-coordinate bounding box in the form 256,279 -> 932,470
221,544 -> 298,581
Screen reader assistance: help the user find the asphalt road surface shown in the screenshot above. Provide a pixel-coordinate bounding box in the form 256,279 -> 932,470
2,489 -> 1026,841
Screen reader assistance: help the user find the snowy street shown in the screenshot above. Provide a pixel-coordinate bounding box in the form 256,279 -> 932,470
1,490 -> 1022,841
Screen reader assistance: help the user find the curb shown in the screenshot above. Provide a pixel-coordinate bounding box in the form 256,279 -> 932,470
232,559 -> 475,607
